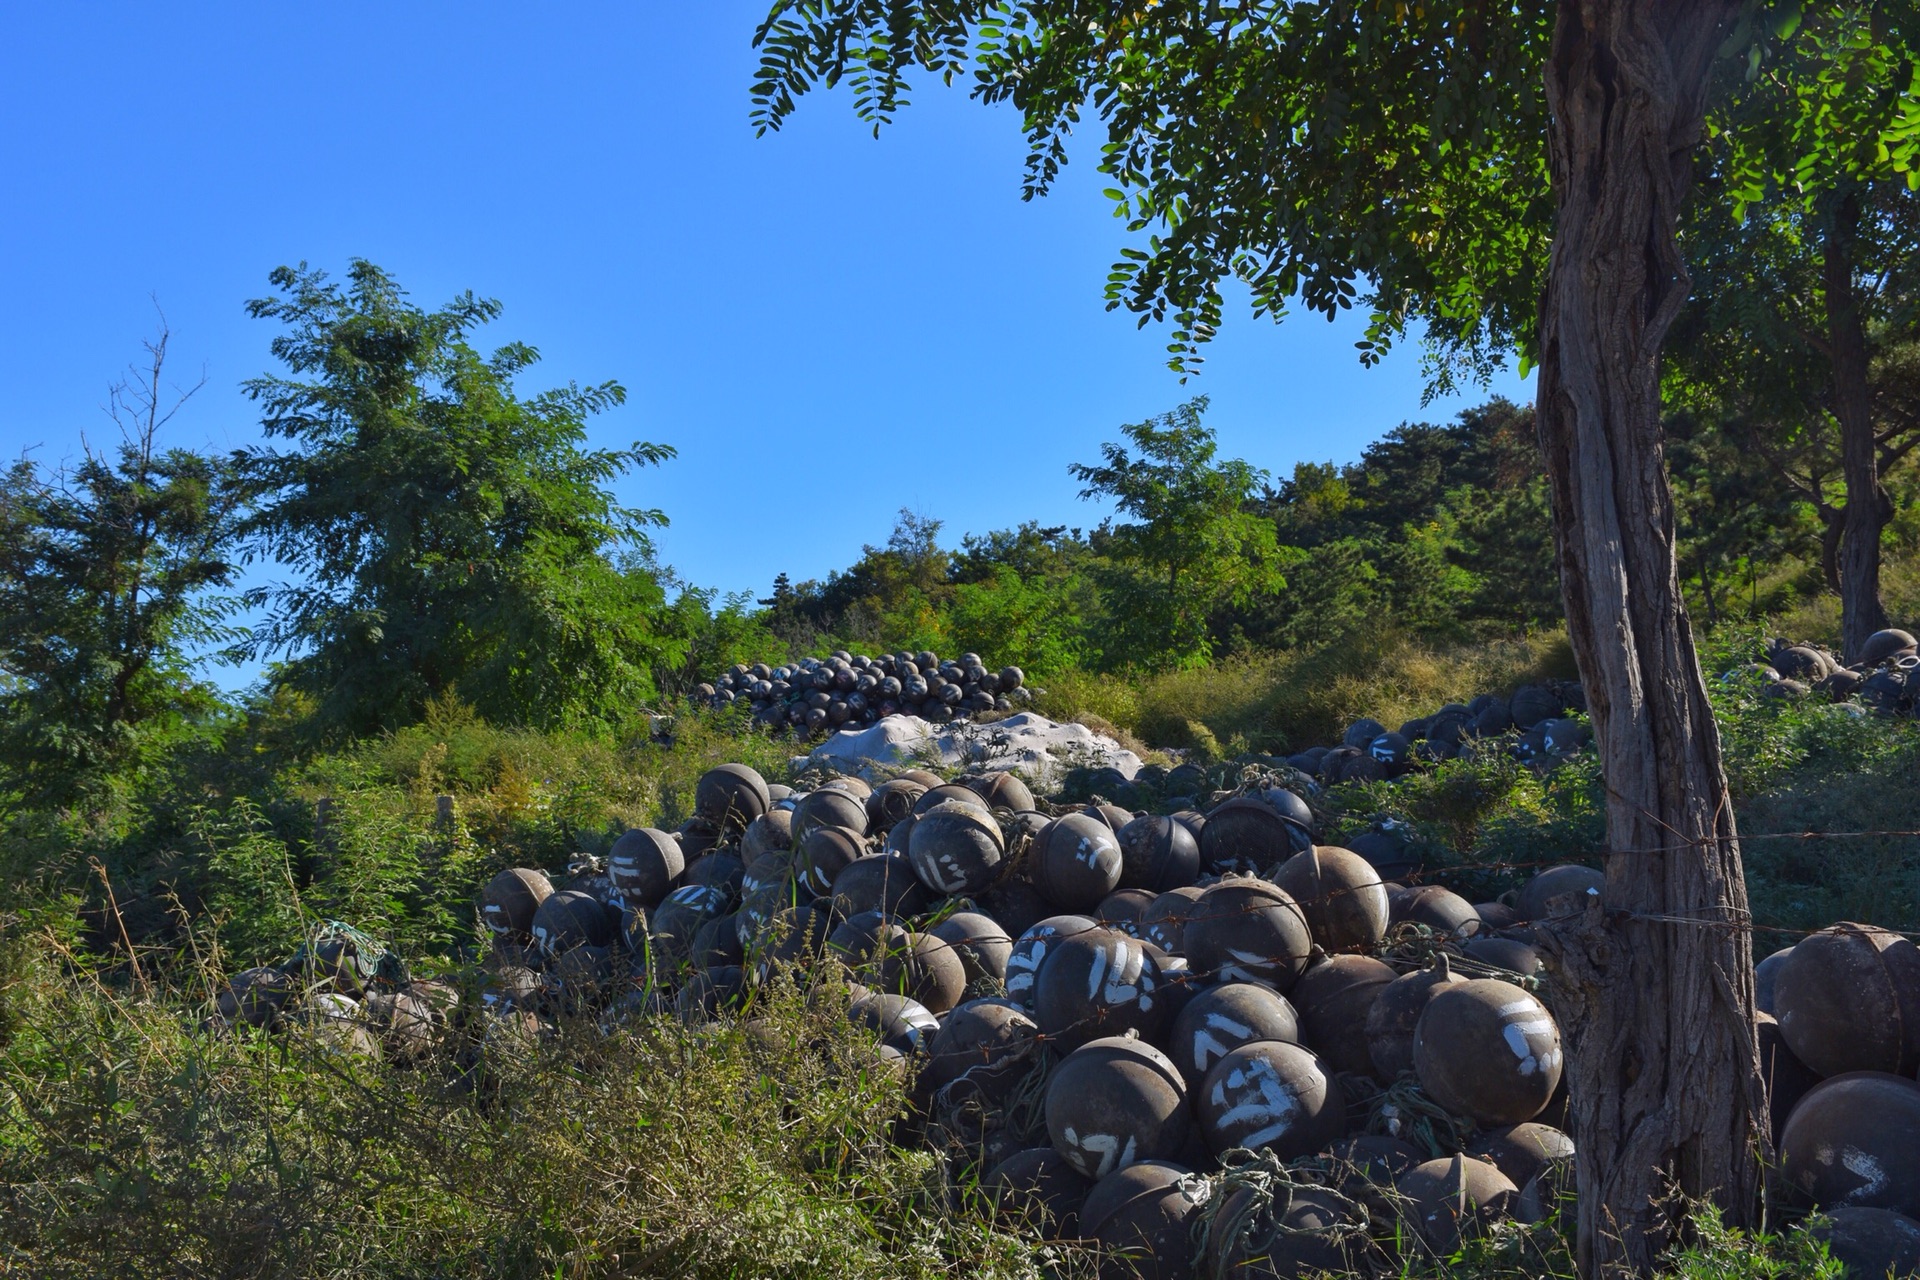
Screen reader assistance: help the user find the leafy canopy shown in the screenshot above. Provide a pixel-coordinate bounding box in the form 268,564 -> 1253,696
752,2 -> 1555,389
239,261 -> 682,739
1072,396 -> 1291,668
754,4 -> 1920,399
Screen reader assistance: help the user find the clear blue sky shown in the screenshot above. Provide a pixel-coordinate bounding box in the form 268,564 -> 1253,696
1,4 -> 1532,613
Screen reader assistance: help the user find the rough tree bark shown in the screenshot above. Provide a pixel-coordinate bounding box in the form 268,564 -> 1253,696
1825,191 -> 1892,661
1534,3 -> 1767,1276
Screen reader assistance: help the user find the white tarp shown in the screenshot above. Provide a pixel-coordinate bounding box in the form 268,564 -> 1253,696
794,712 -> 1142,792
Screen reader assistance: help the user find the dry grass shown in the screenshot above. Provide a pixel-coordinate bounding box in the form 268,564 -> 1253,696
1037,633 -> 1578,757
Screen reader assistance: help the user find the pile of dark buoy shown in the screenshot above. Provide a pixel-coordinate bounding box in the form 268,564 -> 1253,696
441,759 -> 1594,1275
210,747 -> 1920,1278
1760,924 -> 1920,1279
692,650 -> 1031,734
1284,677 -> 1593,788
1726,629 -> 1920,716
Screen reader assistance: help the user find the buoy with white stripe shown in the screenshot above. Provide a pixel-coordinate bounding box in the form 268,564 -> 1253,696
1031,926 -> 1169,1051
1413,979 -> 1563,1126
1195,1039 -> 1346,1160
906,799 -> 1006,896
1180,876 -> 1314,992
1166,981 -> 1301,1090
1032,812 -> 1125,911
1044,1035 -> 1193,1180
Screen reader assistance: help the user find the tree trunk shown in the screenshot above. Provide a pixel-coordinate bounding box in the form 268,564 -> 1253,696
1824,192 -> 1891,662
1696,554 -> 1718,627
1535,3 -> 1766,1276
1816,500 -> 1844,596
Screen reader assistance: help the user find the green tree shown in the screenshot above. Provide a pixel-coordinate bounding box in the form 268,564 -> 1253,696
239,261 -> 683,739
1673,9 -> 1920,657
0,324 -> 244,810
746,4 -> 1920,1267
1249,399 -> 1561,642
1070,398 -> 1291,669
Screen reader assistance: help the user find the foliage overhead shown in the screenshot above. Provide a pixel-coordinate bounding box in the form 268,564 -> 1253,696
752,1 -> 1556,390
753,4 -> 1920,400
238,261 -> 685,739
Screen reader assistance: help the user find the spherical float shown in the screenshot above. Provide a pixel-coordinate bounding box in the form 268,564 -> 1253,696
1774,922 -> 1920,1078
967,771 -> 1036,812
1079,1160 -> 1207,1280
1272,846 -> 1389,952
1758,1011 -> 1823,1140
1471,1123 -> 1574,1191
926,999 -> 1041,1101
1203,1183 -> 1373,1280
1167,982 -> 1300,1090
1005,914 -> 1097,1008
1033,813 -> 1125,911
847,991 -> 940,1056
906,800 -> 1006,896
1196,1039 -> 1345,1160
1514,864 -> 1604,923
1778,1072 -> 1920,1217
1045,1036 -> 1193,1179
829,851 -> 931,920
481,867 -> 555,939
1395,1154 -> 1518,1253
1033,926 -> 1169,1051
694,763 -> 770,832
983,1147 -> 1091,1242
531,889 -> 616,957
1200,797 -> 1305,875
1414,979 -> 1563,1126
1116,815 -> 1202,894
1391,885 -> 1482,939
929,910 -> 1014,984
914,783 -> 989,817
875,931 -> 967,1013
1093,888 -> 1153,929
1291,954 -> 1397,1078
1754,945 -> 1794,1016
793,788 -> 870,843
1181,878 -> 1313,992
1139,886 -> 1205,954
1807,1207 -> 1920,1280
866,778 -> 926,830
740,810 -> 794,863
1462,936 -> 1544,979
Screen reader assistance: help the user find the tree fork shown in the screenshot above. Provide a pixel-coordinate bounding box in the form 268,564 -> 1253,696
1535,2 -> 1766,1275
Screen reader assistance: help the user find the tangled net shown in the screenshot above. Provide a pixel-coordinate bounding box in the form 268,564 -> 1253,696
1187,1146 -> 1373,1280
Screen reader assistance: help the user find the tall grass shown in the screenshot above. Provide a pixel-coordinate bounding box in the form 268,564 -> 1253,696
1036,634 -> 1578,760
0,931 -> 1052,1280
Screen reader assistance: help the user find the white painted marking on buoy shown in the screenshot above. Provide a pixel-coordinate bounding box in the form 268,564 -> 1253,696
1840,1147 -> 1889,1200
1086,944 -> 1111,999
1206,1012 -> 1254,1039
1192,1029 -> 1235,1071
